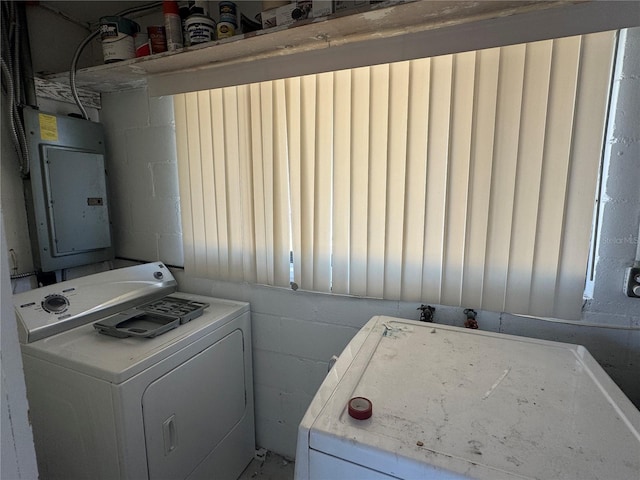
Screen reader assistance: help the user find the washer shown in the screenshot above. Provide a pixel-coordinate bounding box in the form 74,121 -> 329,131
15,262 -> 255,480
295,316 -> 640,480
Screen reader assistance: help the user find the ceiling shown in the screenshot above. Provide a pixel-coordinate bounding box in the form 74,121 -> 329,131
38,1 -> 161,26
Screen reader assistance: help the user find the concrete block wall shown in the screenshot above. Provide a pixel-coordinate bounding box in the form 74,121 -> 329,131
1,210 -> 39,479
100,89 -> 183,267
581,27 -> 640,400
588,27 -> 640,318
1,91 -> 34,277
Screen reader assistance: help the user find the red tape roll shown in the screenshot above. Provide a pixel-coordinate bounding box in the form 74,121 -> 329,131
348,396 -> 373,420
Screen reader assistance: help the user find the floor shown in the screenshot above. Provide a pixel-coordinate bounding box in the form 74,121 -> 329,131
237,450 -> 295,480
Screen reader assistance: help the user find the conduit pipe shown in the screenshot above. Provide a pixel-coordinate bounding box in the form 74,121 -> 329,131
70,1 -> 161,119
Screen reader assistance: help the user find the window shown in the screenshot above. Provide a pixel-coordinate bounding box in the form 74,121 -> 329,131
175,31 -> 616,319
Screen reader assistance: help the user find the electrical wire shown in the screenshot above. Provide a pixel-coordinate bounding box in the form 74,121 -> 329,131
69,29 -> 100,120
69,1 -> 162,119
1,59 -> 22,162
35,2 -> 92,32
1,1 -> 29,176
115,2 -> 163,18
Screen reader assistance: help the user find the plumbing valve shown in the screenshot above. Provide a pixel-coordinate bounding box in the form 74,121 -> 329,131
463,308 -> 478,329
417,304 -> 435,322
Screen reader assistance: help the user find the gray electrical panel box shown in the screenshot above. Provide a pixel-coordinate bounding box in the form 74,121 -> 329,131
23,108 -> 113,272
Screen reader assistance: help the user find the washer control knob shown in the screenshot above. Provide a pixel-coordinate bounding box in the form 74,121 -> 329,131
154,271 -> 164,279
41,294 -> 70,314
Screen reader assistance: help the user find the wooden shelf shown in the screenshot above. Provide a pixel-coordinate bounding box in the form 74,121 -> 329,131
42,0 -> 639,96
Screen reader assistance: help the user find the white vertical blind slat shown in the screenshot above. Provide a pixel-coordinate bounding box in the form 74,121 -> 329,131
530,36 -> 582,317
259,82 -> 276,284
197,91 -> 219,279
221,88 -> 244,282
273,80 -> 292,287
332,69 -> 352,294
442,51 -> 476,307
422,55 -> 453,303
249,83 -> 269,284
186,92 -> 208,278
482,44 -> 526,313
236,85 -> 257,283
314,73 -> 334,292
349,67 -> 371,296
504,40 -> 552,314
300,75 -> 317,290
461,47 -> 500,308
210,89 -> 230,279
286,77 -> 302,286
384,61 -> 410,299
400,58 -> 430,301
556,32 -> 616,320
367,64 -> 390,298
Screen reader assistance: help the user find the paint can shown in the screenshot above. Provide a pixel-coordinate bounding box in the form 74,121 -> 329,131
147,25 -> 167,54
185,13 -> 216,45
219,1 -> 238,27
134,32 -> 150,57
216,21 -> 235,39
100,16 -> 140,63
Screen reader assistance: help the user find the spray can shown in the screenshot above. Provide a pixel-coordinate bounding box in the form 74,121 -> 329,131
163,1 -> 183,50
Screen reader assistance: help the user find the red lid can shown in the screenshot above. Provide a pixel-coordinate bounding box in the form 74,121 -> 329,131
163,1 -> 180,15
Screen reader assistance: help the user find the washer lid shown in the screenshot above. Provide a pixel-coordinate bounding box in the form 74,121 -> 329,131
14,262 -> 176,343
302,316 -> 640,480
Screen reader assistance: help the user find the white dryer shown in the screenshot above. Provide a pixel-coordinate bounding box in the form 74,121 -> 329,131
15,262 -> 255,480
295,316 -> 640,480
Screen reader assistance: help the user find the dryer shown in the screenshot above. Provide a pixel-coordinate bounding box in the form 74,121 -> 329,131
15,262 -> 255,480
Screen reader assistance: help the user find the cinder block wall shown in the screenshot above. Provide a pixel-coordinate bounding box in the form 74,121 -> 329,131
101,91 -> 184,267
98,27 -> 640,460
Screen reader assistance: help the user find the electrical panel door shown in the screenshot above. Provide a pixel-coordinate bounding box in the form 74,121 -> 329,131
23,108 -> 113,272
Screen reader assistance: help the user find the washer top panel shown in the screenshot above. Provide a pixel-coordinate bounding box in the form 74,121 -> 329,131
19,291 -> 249,384
14,262 -> 176,343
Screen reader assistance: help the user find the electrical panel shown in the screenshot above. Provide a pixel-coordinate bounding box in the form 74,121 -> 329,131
23,108 -> 113,272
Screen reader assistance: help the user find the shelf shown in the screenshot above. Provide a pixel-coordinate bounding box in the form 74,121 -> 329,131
42,0 -> 640,96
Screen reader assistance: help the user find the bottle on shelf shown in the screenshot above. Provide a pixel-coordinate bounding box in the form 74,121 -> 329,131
163,0 -> 184,50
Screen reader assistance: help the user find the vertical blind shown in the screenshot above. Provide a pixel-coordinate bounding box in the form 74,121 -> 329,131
174,31 -> 616,320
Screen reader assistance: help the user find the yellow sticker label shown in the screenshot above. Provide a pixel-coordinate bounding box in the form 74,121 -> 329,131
39,113 -> 58,141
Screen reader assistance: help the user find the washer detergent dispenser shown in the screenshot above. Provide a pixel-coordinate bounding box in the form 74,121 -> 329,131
94,296 -> 209,338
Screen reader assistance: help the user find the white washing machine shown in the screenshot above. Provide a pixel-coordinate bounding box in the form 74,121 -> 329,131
15,262 -> 255,480
295,316 -> 640,480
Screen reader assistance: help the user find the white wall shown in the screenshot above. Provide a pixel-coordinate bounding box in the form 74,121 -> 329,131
1,209 -> 39,479
1,90 -> 34,278
100,90 -> 183,265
